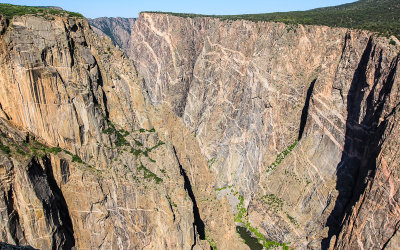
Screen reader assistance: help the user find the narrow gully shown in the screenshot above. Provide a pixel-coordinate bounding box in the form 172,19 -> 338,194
172,146 -> 205,246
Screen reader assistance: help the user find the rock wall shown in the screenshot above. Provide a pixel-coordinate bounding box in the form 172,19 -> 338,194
0,10 -> 399,249
129,13 -> 400,249
0,14 -> 243,249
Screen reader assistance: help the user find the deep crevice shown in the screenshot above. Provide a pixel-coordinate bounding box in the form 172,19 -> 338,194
60,159 -> 70,184
63,22 -> 75,68
382,220 -> 400,249
67,38 -> 75,68
298,78 -> 317,140
5,188 -> 26,246
43,156 -> 76,250
97,69 -> 109,119
322,38 -> 399,249
0,102 -> 10,120
70,24 -> 78,32
166,195 -> 176,222
27,156 -> 75,250
172,146 -> 205,247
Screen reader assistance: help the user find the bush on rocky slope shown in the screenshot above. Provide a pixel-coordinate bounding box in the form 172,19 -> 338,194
0,3 -> 83,18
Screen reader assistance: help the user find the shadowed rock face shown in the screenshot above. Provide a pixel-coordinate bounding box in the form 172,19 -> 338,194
88,17 -> 135,55
0,242 -> 37,249
0,11 -> 399,250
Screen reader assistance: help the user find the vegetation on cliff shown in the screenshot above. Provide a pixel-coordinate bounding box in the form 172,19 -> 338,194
231,189 -> 289,249
144,0 -> 400,38
266,140 -> 298,173
102,118 -> 165,184
0,3 -> 83,18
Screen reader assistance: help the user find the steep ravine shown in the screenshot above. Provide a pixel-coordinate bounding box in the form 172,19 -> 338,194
173,146 -> 206,247
0,10 -> 399,250
0,14 -> 243,249
127,12 -> 400,249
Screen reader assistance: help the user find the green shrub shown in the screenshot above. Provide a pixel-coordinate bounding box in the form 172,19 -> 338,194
130,147 -> 143,157
266,140 -> 298,173
30,146 -> 39,155
33,139 -> 45,148
135,127 -> 156,133
72,154 -> 83,163
134,139 -> 143,147
115,131 -> 129,147
102,127 -> 114,134
0,144 -> 11,154
285,212 -> 299,226
147,141 -> 165,152
215,185 -> 232,191
103,120 -> 130,147
16,148 -> 27,156
261,194 -> 284,212
0,3 -> 84,18
231,190 -> 288,249
390,39 -> 397,45
208,158 -> 216,168
47,147 -> 62,154
205,235 -> 218,250
63,149 -> 73,156
138,163 -> 163,184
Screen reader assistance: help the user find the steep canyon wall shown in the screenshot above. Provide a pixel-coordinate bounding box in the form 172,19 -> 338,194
0,14 -> 242,249
0,11 -> 399,249
129,13 -> 400,249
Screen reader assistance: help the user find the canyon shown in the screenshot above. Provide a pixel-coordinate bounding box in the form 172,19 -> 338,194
0,4 -> 399,250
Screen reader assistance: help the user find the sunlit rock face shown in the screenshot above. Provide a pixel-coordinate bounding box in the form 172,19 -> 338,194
0,14 -> 242,250
0,10 -> 399,250
129,13 -> 400,249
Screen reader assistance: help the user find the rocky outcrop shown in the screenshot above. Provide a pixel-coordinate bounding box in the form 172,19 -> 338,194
128,12 -> 400,248
0,14 -> 243,249
329,44 -> 400,249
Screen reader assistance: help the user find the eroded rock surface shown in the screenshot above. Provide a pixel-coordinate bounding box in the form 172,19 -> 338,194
127,13 -> 400,249
0,10 -> 399,250
0,14 -> 243,249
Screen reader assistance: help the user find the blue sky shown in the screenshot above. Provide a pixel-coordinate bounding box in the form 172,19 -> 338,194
0,0 -> 356,18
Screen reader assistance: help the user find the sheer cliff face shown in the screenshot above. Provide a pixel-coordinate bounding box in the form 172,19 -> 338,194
0,11 -> 399,250
0,15 -> 242,249
130,13 -> 400,248
88,17 -> 135,55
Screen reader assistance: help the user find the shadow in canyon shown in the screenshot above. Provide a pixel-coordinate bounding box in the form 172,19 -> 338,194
27,156 -> 75,249
172,146 -> 205,247
321,38 -> 399,249
298,78 -> 317,140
